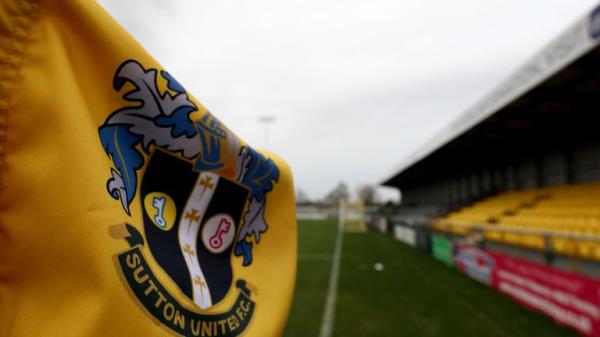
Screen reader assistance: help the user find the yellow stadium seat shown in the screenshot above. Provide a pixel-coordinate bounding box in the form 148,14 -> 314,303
432,182 -> 600,261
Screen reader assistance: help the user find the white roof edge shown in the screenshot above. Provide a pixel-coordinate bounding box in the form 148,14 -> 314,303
381,2 -> 600,186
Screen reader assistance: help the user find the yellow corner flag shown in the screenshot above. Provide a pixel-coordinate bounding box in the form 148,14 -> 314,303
0,1 -> 296,336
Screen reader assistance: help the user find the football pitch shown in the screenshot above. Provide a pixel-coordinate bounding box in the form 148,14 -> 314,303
282,219 -> 579,337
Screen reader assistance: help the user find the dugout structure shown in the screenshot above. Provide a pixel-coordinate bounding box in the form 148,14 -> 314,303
339,200 -> 368,233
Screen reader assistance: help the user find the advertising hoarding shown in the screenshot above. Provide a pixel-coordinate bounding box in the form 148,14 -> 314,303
454,245 -> 600,337
431,235 -> 453,266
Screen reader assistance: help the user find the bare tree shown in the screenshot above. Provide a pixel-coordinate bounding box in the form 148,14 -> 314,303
296,188 -> 311,205
324,182 -> 350,205
357,184 -> 379,205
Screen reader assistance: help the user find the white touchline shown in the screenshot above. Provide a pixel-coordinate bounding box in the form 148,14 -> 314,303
319,203 -> 345,337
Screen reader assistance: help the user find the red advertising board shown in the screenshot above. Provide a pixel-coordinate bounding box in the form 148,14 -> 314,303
454,245 -> 600,337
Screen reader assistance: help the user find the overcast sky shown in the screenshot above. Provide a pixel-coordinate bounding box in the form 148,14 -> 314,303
98,0 -> 598,201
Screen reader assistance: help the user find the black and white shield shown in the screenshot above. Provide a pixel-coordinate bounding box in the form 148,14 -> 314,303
140,150 -> 248,309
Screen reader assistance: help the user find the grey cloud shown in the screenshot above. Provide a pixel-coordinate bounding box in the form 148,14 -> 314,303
98,0 -> 598,199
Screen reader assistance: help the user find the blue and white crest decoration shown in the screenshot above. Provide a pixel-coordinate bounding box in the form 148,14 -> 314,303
99,59 -> 279,267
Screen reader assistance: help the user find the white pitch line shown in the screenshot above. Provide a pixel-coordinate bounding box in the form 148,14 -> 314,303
318,211 -> 345,337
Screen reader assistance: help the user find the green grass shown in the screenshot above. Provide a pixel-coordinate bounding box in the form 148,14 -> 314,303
283,219 -> 338,337
283,219 -> 579,337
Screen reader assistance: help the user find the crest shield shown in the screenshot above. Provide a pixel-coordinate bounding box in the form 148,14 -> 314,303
141,150 -> 248,309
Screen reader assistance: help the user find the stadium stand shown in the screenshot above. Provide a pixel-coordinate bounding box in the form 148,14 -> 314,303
381,4 -> 600,274
376,6 -> 600,336
433,182 -> 600,260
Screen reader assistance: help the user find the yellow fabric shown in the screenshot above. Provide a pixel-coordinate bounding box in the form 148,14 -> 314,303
0,1 -> 297,336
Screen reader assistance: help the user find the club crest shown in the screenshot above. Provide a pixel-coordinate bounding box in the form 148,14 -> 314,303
98,60 -> 280,336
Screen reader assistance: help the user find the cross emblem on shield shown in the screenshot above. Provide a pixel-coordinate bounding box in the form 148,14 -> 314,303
140,150 -> 249,309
